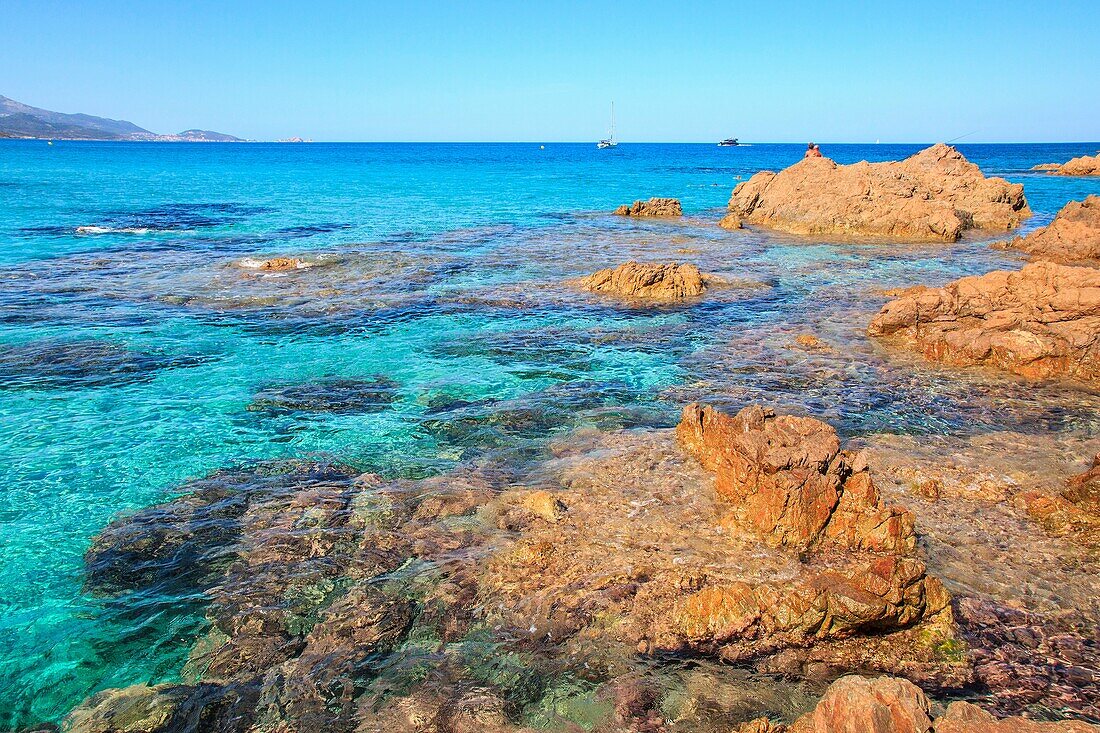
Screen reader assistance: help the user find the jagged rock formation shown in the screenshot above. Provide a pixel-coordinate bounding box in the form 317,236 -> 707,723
614,197 -> 683,217
999,195 -> 1100,265
676,403 -> 916,553
482,412 -> 959,684
576,261 -> 717,300
1033,154 -> 1100,177
727,144 -> 1030,241
869,261 -> 1100,382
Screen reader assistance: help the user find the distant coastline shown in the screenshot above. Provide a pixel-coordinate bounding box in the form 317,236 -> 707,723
0,94 -> 246,142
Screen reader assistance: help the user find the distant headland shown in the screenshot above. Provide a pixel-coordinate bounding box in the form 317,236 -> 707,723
0,94 -> 245,141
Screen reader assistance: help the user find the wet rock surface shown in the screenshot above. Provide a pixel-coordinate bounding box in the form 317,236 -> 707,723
615,198 -> 683,217
576,261 -> 718,301
728,144 -> 1030,241
999,196 -> 1100,265
868,261 -> 1100,383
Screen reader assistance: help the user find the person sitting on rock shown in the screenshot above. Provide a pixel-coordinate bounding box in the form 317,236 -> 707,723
805,142 -> 823,158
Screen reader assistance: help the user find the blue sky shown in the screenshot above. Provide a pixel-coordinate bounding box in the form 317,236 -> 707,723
2,0 -> 1098,142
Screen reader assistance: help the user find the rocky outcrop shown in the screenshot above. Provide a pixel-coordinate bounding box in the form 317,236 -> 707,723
236,256 -> 312,271
868,261 -> 1100,382
482,418 -> 959,685
614,197 -> 683,217
727,144 -> 1030,241
576,261 -> 717,300
676,403 -> 916,553
999,196 -> 1100,265
1034,154 -> 1100,177
247,376 -> 400,415
784,675 -> 1099,732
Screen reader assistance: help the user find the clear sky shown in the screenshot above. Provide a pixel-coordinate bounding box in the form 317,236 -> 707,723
2,0 -> 1097,142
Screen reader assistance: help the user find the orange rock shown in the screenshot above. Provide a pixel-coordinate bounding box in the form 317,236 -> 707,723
719,212 -> 744,230
999,195 -> 1100,264
794,333 -> 829,350
614,197 -> 683,217
1034,153 -> 1100,177
478,428 -> 955,678
787,675 -> 1100,732
728,144 -> 1030,242
676,403 -> 915,553
260,257 -> 302,271
577,261 -> 713,301
787,675 -> 932,733
868,261 -> 1100,383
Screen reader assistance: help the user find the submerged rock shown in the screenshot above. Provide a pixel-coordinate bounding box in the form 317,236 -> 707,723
727,144 -> 1030,241
0,338 -> 206,391
614,197 -> 683,217
998,195 -> 1100,265
953,597 -> 1100,721
576,261 -> 718,301
868,261 -> 1100,382
1018,452 -> 1100,549
1033,154 -> 1100,177
247,376 -> 400,415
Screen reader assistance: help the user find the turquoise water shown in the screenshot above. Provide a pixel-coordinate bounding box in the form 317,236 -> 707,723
1,140 -> 1099,727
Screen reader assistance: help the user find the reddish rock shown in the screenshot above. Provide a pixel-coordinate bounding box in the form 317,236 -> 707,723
577,261 -> 719,301
999,196 -> 1100,265
615,197 -> 683,217
868,261 -> 1100,382
787,675 -> 932,733
727,144 -> 1030,242
676,403 -> 916,553
786,675 -> 1100,732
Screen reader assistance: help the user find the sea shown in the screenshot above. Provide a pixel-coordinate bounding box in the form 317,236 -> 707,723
1,140 -> 1098,727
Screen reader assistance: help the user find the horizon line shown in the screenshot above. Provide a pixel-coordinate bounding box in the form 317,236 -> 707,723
4,139 -> 1099,146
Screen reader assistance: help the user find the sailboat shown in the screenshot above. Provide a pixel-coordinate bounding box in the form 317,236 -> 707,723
597,102 -> 617,148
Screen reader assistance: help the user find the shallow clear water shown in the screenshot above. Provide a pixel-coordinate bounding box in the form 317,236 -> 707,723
1,140 -> 1099,727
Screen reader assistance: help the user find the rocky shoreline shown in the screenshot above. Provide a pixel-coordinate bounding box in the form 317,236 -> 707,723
37,145 -> 1100,733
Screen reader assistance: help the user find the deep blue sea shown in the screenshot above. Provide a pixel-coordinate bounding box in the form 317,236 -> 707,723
1,140 -> 1099,727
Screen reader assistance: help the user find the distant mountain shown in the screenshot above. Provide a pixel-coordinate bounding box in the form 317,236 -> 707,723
0,95 -> 243,141
174,129 -> 244,142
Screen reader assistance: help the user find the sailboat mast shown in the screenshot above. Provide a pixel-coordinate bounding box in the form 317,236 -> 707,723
610,101 -> 615,141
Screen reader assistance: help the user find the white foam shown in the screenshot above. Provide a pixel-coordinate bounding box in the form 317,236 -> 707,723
74,226 -> 152,235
